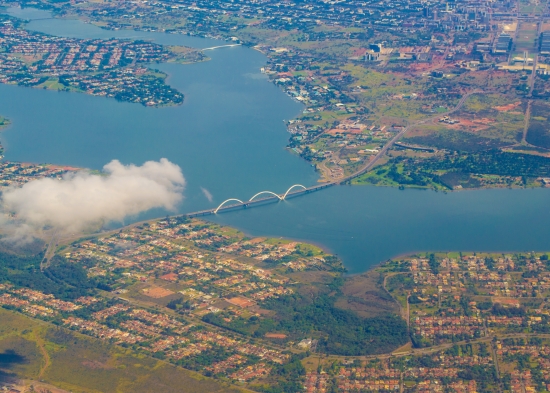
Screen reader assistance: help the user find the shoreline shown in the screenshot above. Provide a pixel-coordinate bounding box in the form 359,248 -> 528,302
351,179 -> 550,192
8,8 -> 550,193
0,8 -> 549,278
0,75 -> 185,108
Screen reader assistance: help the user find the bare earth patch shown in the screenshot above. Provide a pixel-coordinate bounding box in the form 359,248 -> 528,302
226,296 -> 255,308
493,101 -> 522,111
81,360 -> 114,370
142,286 -> 175,298
265,333 -> 287,339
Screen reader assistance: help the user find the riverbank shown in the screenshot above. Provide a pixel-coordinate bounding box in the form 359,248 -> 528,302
351,163 -> 550,191
0,214 -> 401,391
1,6 -> 550,278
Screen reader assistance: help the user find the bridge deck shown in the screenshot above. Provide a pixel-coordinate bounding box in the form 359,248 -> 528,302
185,182 -> 334,217
201,44 -> 242,51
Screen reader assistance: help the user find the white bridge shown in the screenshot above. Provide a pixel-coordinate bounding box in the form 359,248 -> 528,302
201,44 -> 242,51
213,184 -> 307,213
184,182 -> 335,218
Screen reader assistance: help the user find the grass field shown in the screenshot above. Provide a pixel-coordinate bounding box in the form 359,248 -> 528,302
0,308 -> 247,393
527,101 -> 550,149
400,94 -> 525,150
457,93 -> 525,143
515,23 -> 538,52
519,0 -> 546,15
40,78 -> 67,90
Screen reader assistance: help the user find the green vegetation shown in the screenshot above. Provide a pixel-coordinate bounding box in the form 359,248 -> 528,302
0,308 -> 243,393
405,129 -> 510,152
353,161 -> 447,190
355,149 -> 550,190
457,94 -> 525,142
0,248 -> 97,300
527,102 -> 550,149
253,354 -> 307,393
414,150 -> 550,177
0,217 -> 410,391
205,277 -> 408,356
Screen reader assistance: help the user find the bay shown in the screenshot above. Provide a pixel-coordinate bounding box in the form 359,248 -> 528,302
2,7 -> 550,273
1,6 -> 318,213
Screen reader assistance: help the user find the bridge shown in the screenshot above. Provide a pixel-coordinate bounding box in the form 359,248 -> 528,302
186,183 -> 333,217
201,44 -> 242,51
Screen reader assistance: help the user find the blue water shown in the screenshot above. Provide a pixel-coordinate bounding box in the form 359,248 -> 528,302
2,7 -> 550,273
1,6 -> 317,213
210,186 -> 550,273
5,6 -> 221,47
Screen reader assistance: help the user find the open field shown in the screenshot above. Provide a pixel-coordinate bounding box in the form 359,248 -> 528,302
335,270 -> 401,319
518,0 -> 546,14
527,101 -> 550,149
0,308 -> 246,393
515,22 -> 538,52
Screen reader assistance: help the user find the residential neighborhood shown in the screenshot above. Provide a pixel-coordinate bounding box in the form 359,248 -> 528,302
3,211 -> 550,391
0,16 -> 191,105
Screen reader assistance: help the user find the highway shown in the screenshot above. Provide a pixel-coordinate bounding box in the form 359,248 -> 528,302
309,332 -> 550,362
182,89 -> 482,218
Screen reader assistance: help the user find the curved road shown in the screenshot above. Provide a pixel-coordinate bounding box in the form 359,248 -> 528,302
338,89 -> 483,185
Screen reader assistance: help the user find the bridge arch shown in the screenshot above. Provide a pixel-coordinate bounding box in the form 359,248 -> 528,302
249,191 -> 283,202
282,184 -> 307,200
214,199 -> 245,214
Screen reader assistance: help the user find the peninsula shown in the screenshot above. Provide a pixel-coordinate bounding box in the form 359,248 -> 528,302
0,13 -> 209,106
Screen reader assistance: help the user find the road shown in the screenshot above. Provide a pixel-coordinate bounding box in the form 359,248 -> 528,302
334,89 -> 482,185
521,16 -> 542,143
201,44 -> 242,51
529,16 -> 543,96
523,100 -> 532,143
186,181 -> 335,217
101,289 -> 286,353
311,332 -> 550,362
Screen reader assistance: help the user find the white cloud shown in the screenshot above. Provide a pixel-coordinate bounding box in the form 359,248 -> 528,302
1,158 -> 185,238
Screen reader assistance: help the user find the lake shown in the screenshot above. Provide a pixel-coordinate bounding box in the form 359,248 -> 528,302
2,7 -> 550,273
